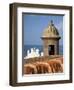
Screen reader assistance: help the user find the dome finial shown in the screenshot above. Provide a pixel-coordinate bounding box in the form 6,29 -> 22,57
50,20 -> 54,26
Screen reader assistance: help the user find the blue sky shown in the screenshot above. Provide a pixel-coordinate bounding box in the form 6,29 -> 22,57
23,14 -> 63,45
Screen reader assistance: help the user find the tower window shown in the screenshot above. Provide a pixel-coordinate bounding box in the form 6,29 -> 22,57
48,45 -> 54,55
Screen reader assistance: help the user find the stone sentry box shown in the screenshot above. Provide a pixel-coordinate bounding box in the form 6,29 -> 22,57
41,20 -> 61,56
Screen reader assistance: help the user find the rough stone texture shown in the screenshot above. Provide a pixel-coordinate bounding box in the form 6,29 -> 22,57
24,56 -> 63,74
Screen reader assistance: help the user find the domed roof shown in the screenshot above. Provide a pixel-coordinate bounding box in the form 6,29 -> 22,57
42,20 -> 60,39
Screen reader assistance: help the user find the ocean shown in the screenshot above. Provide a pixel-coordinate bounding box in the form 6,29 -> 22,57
24,45 -> 63,57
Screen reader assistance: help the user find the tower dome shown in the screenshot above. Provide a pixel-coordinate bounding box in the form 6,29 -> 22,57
42,20 -> 60,39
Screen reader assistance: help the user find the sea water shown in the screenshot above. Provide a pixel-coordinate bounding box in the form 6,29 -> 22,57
24,45 -> 63,57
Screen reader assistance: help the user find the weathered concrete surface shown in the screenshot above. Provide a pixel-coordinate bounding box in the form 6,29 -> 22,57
24,55 -> 63,74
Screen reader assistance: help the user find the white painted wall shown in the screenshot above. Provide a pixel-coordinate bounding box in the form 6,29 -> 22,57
0,0 -> 74,90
